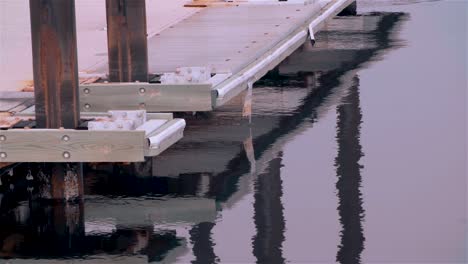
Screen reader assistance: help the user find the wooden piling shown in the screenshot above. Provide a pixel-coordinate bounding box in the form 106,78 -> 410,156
106,0 -> 149,82
49,163 -> 84,201
29,0 -> 83,201
29,0 -> 80,129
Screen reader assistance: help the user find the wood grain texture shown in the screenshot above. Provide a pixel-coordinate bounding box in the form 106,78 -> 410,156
29,0 -> 80,129
0,92 -> 34,112
0,129 -> 145,162
106,0 -> 148,82
80,83 -> 213,112
146,130 -> 184,157
144,4 -> 322,74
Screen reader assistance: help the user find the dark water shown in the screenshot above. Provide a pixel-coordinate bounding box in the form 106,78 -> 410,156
0,0 -> 466,263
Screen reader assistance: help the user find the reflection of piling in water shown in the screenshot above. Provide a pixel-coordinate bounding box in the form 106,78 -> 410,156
253,154 -> 286,264
0,198 -> 185,260
0,200 -> 85,258
190,222 -> 218,264
335,77 -> 365,264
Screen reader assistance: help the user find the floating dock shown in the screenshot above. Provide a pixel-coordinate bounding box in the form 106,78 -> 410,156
82,0 -> 356,112
0,0 -> 356,165
0,8 -> 405,262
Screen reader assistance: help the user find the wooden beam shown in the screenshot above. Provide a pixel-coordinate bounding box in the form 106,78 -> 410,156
0,130 -> 146,162
80,83 -> 213,112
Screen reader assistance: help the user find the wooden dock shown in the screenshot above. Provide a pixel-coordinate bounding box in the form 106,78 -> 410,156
0,0 -> 356,165
83,0 -> 355,112
0,10 -> 408,261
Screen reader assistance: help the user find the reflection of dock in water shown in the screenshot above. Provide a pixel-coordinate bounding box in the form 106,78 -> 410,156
152,11 -> 406,198
0,11 -> 406,263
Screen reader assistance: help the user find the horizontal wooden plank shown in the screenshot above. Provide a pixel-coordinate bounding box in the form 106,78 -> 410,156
0,92 -> 34,113
0,129 -> 146,162
0,98 -> 33,112
14,111 -> 174,120
80,83 -> 213,112
0,92 -> 34,99
0,116 -> 34,129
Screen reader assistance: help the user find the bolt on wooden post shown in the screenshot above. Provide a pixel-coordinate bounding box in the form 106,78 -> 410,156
29,0 -> 80,129
106,0 -> 149,82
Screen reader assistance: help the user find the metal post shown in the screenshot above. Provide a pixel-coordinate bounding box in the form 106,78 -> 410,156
106,0 -> 149,82
29,0 -> 80,129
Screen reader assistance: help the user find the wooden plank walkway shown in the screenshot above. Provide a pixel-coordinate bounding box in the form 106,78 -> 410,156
1,0 -> 353,112
88,2 -> 330,75
85,0 -> 353,111
144,4 -> 322,74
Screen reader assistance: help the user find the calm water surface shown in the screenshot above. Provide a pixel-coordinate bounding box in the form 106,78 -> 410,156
0,0 -> 466,263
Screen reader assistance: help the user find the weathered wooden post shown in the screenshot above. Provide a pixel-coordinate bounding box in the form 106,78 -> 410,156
29,0 -> 83,201
106,0 -> 149,82
29,0 -> 80,129
106,0 -> 151,175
